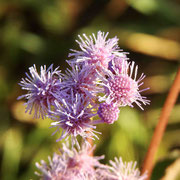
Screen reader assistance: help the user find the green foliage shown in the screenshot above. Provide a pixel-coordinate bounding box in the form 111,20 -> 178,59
0,0 -> 180,179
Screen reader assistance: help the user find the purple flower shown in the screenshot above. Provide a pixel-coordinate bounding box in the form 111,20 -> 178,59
97,102 -> 120,124
35,143 -> 104,180
49,92 -> 100,143
69,31 -> 124,69
108,54 -> 128,74
18,64 -> 62,119
61,63 -> 101,101
98,61 -> 150,110
97,157 -> 148,180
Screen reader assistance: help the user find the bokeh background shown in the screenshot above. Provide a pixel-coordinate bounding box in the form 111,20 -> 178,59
0,0 -> 180,179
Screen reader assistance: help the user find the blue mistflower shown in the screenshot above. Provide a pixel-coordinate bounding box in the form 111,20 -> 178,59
69,31 -> 125,69
61,62 -> 101,101
97,102 -> 120,124
108,54 -> 129,74
98,157 -> 148,180
49,93 -> 100,143
98,61 -> 150,110
18,64 -> 62,119
18,31 -> 150,144
35,143 -> 104,180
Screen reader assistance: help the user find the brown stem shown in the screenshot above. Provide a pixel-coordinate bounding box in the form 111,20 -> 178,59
141,67 -> 180,179
86,129 -> 94,156
87,135 -> 93,146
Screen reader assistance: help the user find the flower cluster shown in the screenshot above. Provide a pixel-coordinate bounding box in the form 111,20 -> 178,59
36,143 -> 147,180
18,31 -> 149,179
18,31 -> 149,142
35,143 -> 104,180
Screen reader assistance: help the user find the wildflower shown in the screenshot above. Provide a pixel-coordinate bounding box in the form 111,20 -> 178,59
61,62 -> 101,101
98,61 -> 150,110
69,31 -> 124,69
35,143 -> 104,180
49,92 -> 99,143
18,64 -> 62,119
97,157 -> 147,180
109,157 -> 148,180
97,102 -> 120,124
108,54 -> 128,74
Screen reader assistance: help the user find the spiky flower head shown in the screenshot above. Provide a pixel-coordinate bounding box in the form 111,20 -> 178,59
109,157 -> 148,180
61,63 -> 100,101
35,143 -> 104,180
49,92 -> 99,143
108,54 -> 128,74
69,31 -> 124,69
97,157 -> 148,180
18,64 -> 62,119
99,61 -> 150,110
97,102 -> 120,124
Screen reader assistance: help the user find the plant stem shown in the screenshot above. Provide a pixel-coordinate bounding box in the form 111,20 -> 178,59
87,130 -> 94,156
141,67 -> 180,179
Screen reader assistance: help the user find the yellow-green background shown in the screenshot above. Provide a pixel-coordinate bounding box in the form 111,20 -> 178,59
0,0 -> 180,179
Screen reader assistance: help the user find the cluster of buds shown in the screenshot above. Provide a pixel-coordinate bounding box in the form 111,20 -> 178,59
18,31 -> 149,179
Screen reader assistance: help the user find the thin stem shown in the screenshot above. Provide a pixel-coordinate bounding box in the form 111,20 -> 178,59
87,129 -> 94,156
141,67 -> 180,179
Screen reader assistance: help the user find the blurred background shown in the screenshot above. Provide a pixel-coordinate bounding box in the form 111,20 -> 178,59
0,0 -> 180,179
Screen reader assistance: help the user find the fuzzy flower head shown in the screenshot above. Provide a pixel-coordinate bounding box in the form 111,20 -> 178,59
99,61 -> 150,110
49,93 -> 99,143
108,157 -> 148,180
108,54 -> 128,74
97,157 -> 147,180
97,102 -> 120,124
61,63 -> 100,101
69,31 -> 123,69
35,143 -> 104,180
18,64 -> 62,119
